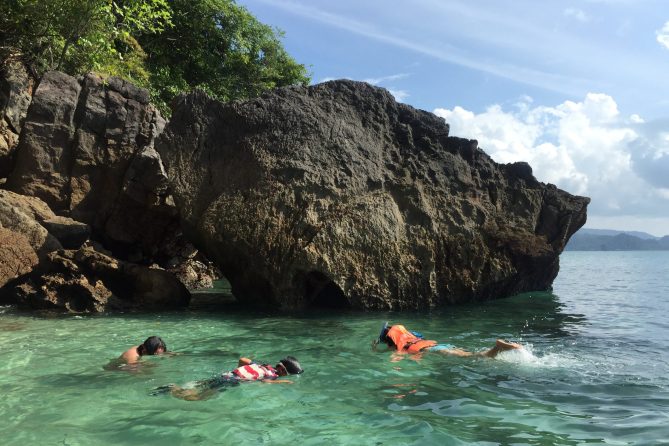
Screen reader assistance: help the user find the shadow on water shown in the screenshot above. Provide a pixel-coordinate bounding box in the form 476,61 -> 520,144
472,291 -> 589,339
0,285 -> 589,351
35,367 -> 151,389
0,320 -> 27,331
101,359 -> 162,374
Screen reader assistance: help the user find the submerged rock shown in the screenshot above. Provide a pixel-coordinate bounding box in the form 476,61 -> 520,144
157,80 -> 589,310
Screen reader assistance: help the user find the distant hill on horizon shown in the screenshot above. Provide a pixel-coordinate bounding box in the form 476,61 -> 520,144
566,228 -> 669,251
576,228 -> 660,240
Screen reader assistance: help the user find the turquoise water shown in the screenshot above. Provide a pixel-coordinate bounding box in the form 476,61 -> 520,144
1,251 -> 668,445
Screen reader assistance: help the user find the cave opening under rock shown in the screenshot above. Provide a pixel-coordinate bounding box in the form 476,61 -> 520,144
303,270 -> 350,309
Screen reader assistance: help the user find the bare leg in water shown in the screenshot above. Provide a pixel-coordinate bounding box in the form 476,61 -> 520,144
436,339 -> 522,358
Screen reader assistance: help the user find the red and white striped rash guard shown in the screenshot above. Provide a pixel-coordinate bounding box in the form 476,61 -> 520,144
231,363 -> 279,381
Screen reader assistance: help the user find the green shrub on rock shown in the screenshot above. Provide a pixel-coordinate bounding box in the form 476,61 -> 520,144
0,0 -> 309,114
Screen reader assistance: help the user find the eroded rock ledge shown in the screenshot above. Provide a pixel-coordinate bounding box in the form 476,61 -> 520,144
157,80 -> 590,310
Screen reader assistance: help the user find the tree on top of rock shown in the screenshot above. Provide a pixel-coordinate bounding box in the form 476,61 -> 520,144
0,0 -> 171,84
0,0 -> 309,114
138,0 -> 310,111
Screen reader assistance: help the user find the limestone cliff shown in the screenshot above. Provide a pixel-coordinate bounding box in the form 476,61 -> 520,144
157,80 -> 590,310
0,67 -> 217,311
5,71 -> 176,260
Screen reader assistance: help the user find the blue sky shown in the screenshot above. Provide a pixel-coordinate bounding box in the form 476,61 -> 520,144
238,0 -> 669,236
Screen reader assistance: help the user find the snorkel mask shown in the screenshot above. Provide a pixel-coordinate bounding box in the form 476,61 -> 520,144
372,322 -> 390,350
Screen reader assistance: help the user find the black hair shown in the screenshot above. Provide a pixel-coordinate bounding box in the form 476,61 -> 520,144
278,356 -> 303,374
138,336 -> 167,356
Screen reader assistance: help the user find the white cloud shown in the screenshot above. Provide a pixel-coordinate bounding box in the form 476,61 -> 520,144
388,89 -> 409,102
362,73 -> 411,101
563,8 -> 589,22
630,114 -> 644,124
657,21 -> 669,50
363,73 -> 410,85
434,94 -> 669,231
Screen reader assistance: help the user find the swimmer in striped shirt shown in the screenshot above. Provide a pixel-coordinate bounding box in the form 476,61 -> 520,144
154,356 -> 303,401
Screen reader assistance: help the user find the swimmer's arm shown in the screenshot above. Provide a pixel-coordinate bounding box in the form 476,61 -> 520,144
261,379 -> 293,384
162,351 -> 181,357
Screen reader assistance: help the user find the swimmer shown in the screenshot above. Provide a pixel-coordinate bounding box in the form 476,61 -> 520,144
120,336 -> 167,364
154,356 -> 304,401
372,323 -> 522,358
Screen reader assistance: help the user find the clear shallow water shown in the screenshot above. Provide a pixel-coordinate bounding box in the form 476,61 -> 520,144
1,251 -> 668,445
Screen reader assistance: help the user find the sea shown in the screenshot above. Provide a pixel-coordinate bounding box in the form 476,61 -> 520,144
0,250 -> 668,445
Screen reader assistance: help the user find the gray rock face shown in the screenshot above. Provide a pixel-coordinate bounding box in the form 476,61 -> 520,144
0,61 -> 34,178
6,71 -> 176,259
157,80 -> 589,310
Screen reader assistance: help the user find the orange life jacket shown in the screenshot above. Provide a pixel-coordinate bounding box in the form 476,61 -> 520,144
386,324 -> 437,353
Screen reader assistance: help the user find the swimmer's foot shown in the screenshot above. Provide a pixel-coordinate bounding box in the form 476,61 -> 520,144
495,339 -> 522,351
483,339 -> 522,358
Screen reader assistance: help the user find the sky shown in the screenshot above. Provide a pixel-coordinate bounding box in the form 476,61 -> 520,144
238,0 -> 669,236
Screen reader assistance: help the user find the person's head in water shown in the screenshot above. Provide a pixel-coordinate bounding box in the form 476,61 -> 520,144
377,322 -> 394,348
137,336 -> 167,356
275,356 -> 303,376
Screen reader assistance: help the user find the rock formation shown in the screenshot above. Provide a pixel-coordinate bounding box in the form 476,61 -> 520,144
0,226 -> 37,288
157,80 -> 589,310
5,71 -> 177,260
0,189 -> 64,258
4,245 -> 190,312
0,65 -> 589,312
0,67 -> 219,311
0,189 -> 190,312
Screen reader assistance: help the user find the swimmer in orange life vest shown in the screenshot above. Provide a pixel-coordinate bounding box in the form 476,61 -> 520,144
373,323 -> 522,358
155,356 -> 304,401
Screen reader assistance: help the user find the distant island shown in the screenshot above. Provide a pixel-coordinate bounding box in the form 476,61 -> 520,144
565,229 -> 669,251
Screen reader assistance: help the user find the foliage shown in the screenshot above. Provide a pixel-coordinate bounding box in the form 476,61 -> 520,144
0,0 -> 171,86
138,0 -> 310,113
0,0 -> 310,114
